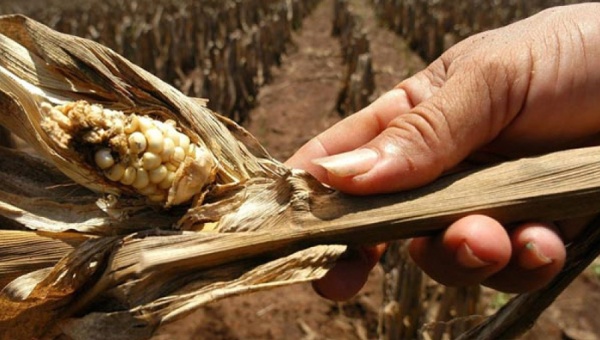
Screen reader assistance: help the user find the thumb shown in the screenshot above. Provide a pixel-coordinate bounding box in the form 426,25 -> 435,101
312,59 -> 524,194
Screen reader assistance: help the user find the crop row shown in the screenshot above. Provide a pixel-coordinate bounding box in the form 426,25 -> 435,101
0,0 -> 321,122
372,0 -> 589,62
333,0 -> 375,116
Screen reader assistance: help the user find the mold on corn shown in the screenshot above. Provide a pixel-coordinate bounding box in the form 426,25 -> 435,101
40,101 -> 217,207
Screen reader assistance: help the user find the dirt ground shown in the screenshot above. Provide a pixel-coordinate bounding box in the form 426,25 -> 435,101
0,0 -> 596,338
154,2 -> 381,338
154,0 -> 600,339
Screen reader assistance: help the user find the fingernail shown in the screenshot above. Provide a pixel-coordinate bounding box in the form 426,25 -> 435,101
519,242 -> 552,270
312,149 -> 379,177
456,242 -> 493,268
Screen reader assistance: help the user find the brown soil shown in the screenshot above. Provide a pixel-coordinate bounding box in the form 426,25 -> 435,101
154,1 -> 398,338
1,0 -> 597,337
242,0 -> 344,160
154,0 -> 599,339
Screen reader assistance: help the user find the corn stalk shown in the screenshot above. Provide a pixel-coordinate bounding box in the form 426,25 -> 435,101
0,14 -> 345,339
371,0 -> 588,62
0,15 -> 600,339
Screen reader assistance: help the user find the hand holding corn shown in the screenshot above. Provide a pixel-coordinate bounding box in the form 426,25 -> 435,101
287,3 -> 600,300
1,7 -> 600,337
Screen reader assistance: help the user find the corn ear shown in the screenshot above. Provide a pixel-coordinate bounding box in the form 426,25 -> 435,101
2,14 -> 600,340
0,14 -> 284,214
41,101 -> 217,206
0,14 -> 347,339
0,14 -> 309,237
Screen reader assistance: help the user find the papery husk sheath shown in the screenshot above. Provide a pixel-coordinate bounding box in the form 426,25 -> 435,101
2,13 -> 600,340
0,14 -> 347,340
0,14 -> 280,203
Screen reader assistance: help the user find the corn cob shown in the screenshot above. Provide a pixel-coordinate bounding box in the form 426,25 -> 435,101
40,100 -> 217,207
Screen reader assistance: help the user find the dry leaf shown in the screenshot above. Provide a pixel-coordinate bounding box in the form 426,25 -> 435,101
0,15 -> 345,339
1,14 -> 600,340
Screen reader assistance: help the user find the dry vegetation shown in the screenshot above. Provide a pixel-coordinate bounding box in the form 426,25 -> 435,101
0,0 -> 598,339
1,0 -> 320,123
372,0 -> 589,62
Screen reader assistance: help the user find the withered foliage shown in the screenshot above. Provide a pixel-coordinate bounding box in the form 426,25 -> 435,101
0,11 -> 599,340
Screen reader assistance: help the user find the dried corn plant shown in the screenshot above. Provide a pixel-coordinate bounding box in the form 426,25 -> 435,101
0,14 -> 347,339
2,14 -> 600,340
372,0 -> 591,62
0,0 -> 321,123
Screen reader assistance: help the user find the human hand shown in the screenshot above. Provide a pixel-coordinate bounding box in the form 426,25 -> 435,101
286,3 -> 600,300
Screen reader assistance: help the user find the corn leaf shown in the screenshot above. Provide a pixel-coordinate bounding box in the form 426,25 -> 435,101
1,14 -> 600,340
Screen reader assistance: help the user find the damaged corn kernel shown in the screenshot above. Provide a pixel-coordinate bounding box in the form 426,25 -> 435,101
40,101 -> 217,207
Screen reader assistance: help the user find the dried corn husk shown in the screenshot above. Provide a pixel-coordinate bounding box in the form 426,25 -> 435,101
0,14 -> 346,339
2,14 -> 600,340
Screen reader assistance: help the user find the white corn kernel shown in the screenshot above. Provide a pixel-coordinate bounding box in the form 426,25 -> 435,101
158,171 -> 175,190
158,121 -> 169,135
142,152 -> 161,170
105,163 -> 125,181
138,184 -> 158,195
120,166 -> 136,185
166,128 -> 180,146
153,120 -> 165,132
165,163 -> 178,172
138,116 -> 154,133
124,115 -> 139,134
128,131 -> 147,154
145,128 -> 163,153
178,133 -> 190,150
187,143 -> 196,156
132,169 -> 149,189
149,165 -> 168,183
160,138 -> 175,162
164,119 -> 177,128
94,148 -> 115,170
172,147 -> 185,163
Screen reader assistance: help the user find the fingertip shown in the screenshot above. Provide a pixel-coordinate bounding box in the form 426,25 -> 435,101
312,245 -> 385,301
407,236 -> 430,265
512,222 -> 566,270
285,138 -> 331,182
455,242 -> 494,268
312,148 -> 379,178
312,260 -> 369,301
408,215 -> 512,287
444,215 -> 512,268
364,243 -> 388,264
483,222 -> 567,293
